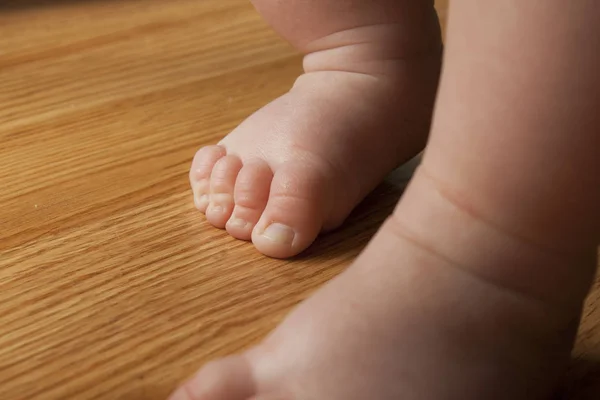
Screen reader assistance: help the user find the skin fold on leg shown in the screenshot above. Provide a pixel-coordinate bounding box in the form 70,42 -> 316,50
174,0 -> 599,399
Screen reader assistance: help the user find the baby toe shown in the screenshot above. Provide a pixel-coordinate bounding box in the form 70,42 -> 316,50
190,145 -> 227,213
169,355 -> 256,400
206,155 -> 242,228
226,159 -> 273,241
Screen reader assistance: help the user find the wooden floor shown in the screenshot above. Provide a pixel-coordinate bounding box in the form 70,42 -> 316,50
0,1 -> 598,399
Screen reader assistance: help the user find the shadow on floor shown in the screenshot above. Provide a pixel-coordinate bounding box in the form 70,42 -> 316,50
300,180 -> 404,261
561,356 -> 600,399
298,155 -> 420,262
0,0 -> 124,11
295,158 -> 419,260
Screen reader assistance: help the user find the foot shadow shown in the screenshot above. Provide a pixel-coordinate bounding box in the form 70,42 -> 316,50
0,0 -> 123,11
297,154 -> 422,262
559,357 -> 600,399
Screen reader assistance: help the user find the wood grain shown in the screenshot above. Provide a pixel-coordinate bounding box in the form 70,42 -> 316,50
0,1 -> 598,399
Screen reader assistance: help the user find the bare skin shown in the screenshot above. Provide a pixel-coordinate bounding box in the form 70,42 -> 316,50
176,0 -> 600,399
189,0 -> 442,258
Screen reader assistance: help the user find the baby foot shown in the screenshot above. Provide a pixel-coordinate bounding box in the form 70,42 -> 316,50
173,172 -> 592,400
189,21 -> 442,258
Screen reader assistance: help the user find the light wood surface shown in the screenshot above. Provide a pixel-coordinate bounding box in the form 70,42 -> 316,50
0,1 -> 598,399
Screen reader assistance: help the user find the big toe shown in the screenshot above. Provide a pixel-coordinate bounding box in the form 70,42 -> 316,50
252,162 -> 332,258
169,355 -> 256,400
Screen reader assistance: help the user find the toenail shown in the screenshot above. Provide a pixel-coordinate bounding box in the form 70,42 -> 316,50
208,203 -> 224,214
167,388 -> 190,400
261,223 -> 295,245
192,171 -> 203,182
228,217 -> 249,229
194,194 -> 209,207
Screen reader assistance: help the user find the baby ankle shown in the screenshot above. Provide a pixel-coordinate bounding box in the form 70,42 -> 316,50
392,168 -> 596,312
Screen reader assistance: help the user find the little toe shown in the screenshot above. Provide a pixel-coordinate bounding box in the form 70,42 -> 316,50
226,159 -> 273,241
252,162 -> 329,258
169,355 -> 256,400
206,155 -> 242,228
190,145 -> 226,213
